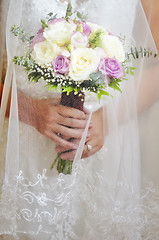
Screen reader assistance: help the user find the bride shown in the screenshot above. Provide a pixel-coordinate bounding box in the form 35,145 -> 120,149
0,0 -> 159,239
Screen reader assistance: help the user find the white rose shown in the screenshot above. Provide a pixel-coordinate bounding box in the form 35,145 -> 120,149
94,47 -> 107,59
43,19 -> 76,47
71,32 -> 88,49
87,22 -> 106,34
32,41 -> 61,65
69,48 -> 100,82
102,35 -> 125,62
60,47 -> 71,58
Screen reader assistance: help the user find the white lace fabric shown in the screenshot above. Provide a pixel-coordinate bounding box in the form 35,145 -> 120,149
0,0 -> 159,239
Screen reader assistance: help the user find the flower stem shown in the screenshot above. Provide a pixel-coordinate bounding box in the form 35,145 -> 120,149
50,153 -> 61,170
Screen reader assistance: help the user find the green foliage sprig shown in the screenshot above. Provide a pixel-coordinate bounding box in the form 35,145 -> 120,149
13,55 -> 137,103
12,55 -> 109,101
47,12 -> 58,22
41,19 -> 48,29
76,11 -> 87,23
65,3 -> 73,21
11,25 -> 34,43
89,30 -> 104,49
126,47 -> 158,61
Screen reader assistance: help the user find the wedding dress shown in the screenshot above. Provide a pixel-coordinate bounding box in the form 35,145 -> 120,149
0,0 -> 159,239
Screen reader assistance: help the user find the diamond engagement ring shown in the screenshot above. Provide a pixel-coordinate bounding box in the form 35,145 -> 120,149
87,144 -> 92,151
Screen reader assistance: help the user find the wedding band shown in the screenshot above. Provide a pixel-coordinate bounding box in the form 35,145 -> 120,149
87,144 -> 92,151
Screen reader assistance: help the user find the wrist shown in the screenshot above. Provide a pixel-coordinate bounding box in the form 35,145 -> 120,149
18,91 -> 38,128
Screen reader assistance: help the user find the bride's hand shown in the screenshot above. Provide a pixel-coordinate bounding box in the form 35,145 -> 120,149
18,92 -> 89,149
55,107 -> 105,160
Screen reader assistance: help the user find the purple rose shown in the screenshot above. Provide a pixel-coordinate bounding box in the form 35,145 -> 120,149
82,23 -> 92,36
77,21 -> 92,36
31,28 -> 45,48
98,58 -> 125,79
52,55 -> 69,74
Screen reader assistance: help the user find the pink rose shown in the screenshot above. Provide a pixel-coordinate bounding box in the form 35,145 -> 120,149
78,21 -> 92,36
31,28 -> 45,48
71,32 -> 89,48
48,18 -> 64,25
98,58 -> 125,79
52,55 -> 69,74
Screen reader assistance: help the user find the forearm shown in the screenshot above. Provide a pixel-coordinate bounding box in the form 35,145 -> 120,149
141,0 -> 159,51
135,0 -> 159,113
136,63 -> 159,114
17,90 -> 37,127
0,81 -> 36,125
0,81 -> 11,117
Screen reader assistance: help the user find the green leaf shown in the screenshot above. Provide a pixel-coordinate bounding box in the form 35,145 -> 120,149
65,3 -> 72,20
77,12 -> 83,19
89,71 -> 105,85
47,85 -> 54,92
48,12 -> 53,17
109,81 -> 122,93
130,67 -> 136,76
97,89 -> 109,103
76,11 -> 87,22
122,77 -> 128,81
28,72 -> 41,82
127,47 -> 158,61
41,19 -> 48,28
48,13 -> 58,22
74,87 -> 78,94
66,43 -> 71,52
77,24 -> 83,32
62,86 -> 74,95
45,84 -> 58,92
89,30 -> 103,48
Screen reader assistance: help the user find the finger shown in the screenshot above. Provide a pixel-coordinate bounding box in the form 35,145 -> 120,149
60,141 -> 98,160
58,105 -> 86,119
82,140 -> 98,158
55,139 -> 80,153
58,116 -> 88,129
60,149 -> 77,161
55,124 -> 89,139
83,106 -> 91,115
46,130 -> 79,149
46,97 -> 60,105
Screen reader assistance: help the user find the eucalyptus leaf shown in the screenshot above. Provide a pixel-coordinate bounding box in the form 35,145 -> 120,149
76,12 -> 87,22
89,71 -> 105,85
48,12 -> 53,16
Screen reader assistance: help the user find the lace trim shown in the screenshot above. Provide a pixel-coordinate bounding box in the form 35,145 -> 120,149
0,167 -> 159,239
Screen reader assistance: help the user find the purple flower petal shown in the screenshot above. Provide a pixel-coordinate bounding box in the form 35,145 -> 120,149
52,55 -> 70,74
98,58 -> 125,79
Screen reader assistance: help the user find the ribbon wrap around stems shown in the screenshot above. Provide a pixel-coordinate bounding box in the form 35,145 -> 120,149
50,90 -> 85,174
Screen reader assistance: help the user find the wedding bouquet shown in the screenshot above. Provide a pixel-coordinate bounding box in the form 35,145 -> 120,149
11,3 -> 157,174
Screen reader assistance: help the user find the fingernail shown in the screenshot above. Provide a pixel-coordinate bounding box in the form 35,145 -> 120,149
61,154 -> 66,160
55,148 -> 60,153
89,122 -> 93,128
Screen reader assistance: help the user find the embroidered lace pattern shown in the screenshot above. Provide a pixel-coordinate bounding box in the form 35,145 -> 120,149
0,157 -> 159,239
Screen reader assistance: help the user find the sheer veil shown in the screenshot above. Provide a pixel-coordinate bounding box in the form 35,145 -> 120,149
0,0 -> 159,239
